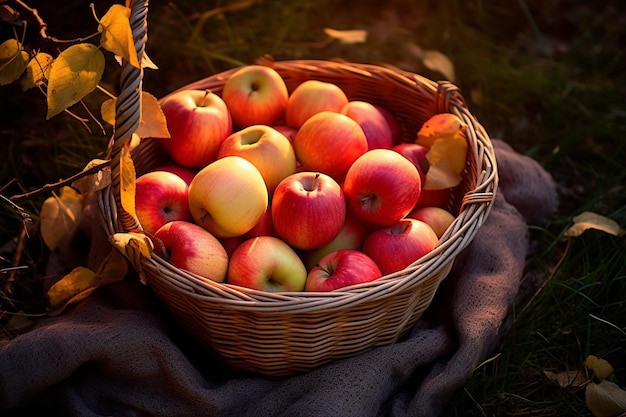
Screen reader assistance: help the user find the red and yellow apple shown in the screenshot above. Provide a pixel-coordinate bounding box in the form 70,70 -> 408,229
271,171 -> 346,250
152,164 -> 196,185
227,236 -> 307,292
343,149 -> 422,227
221,65 -> 289,128
341,100 -> 393,150
159,89 -> 232,167
285,80 -> 349,128
305,249 -> 382,292
217,124 -> 296,194
293,111 -> 368,182
134,170 -> 191,235
362,218 -> 439,275
408,206 -> 456,238
188,156 -> 268,238
153,220 -> 228,283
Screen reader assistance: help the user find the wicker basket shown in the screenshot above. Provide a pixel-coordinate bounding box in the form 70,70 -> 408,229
98,0 -> 498,377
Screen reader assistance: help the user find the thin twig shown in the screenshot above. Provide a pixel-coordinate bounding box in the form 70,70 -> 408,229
13,0 -> 100,43
9,160 -> 110,203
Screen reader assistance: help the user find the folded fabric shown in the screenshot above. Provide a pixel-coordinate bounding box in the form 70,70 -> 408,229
0,139 -> 558,417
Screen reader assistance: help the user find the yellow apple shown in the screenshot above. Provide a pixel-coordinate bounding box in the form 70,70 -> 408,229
188,156 -> 268,238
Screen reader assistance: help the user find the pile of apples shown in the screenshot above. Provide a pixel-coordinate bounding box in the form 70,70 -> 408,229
135,64 -> 460,292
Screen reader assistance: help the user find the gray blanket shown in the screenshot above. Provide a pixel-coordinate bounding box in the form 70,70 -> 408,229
0,140 -> 558,417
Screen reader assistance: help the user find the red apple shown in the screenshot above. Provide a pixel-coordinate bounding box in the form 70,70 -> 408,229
153,164 -> 196,185
159,89 -> 232,167
217,124 -> 296,194
271,172 -> 346,250
375,105 -> 402,144
188,156 -> 268,238
243,202 -> 274,238
227,236 -> 307,292
293,111 -> 368,182
343,149 -> 422,227
153,220 -> 228,283
341,101 -> 393,150
272,124 -> 298,145
134,171 -> 191,235
301,215 -> 369,271
285,80 -> 349,128
414,187 -> 453,210
391,142 -> 430,183
362,218 -> 439,275
408,206 -> 456,238
221,65 -> 289,128
305,249 -> 382,292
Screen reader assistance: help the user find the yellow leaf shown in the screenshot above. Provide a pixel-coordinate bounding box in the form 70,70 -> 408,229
98,4 -> 140,69
586,380 -> 626,417
40,186 -> 85,250
101,97 -> 116,125
135,92 -> 171,139
565,211 -> 625,238
46,43 -> 105,119
585,355 -> 615,381
95,246 -> 129,284
110,232 -> 153,259
416,113 -> 467,148
47,267 -> 98,315
0,39 -> 29,85
141,51 -> 158,70
71,158 -> 112,193
421,49 -> 456,82
119,144 -> 138,222
20,52 -> 54,90
324,28 -> 368,44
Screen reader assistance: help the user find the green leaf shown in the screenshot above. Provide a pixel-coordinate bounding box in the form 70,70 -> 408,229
98,4 -> 140,68
0,39 -> 29,85
20,52 -> 54,90
46,43 -> 105,119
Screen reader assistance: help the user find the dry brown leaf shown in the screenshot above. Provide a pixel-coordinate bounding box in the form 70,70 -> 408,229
40,186 -> 85,250
586,380 -> 626,417
565,211 -> 624,237
71,158 -> 112,193
544,369 -> 589,388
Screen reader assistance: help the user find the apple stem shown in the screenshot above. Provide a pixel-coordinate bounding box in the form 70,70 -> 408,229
313,173 -> 321,190
200,90 -> 211,107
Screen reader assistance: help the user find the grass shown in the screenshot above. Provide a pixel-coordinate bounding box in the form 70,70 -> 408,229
1,0 -> 625,415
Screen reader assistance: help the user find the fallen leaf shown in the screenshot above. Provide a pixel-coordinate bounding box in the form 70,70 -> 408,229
46,43 -> 105,119
47,266 -> 98,315
585,355 -> 615,381
20,52 -> 54,90
71,158 -> 112,193
0,39 -> 29,85
586,380 -> 626,417
98,4 -> 140,68
422,49 -> 456,82
40,186 -> 85,250
564,211 -> 624,237
544,369 -> 589,388
324,28 -> 368,44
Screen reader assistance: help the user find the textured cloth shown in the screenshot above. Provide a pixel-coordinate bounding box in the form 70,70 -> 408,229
0,140 -> 558,417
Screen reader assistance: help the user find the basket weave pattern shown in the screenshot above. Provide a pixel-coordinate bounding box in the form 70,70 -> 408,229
98,0 -> 497,377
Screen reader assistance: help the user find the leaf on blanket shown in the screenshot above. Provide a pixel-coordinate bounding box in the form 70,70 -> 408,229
585,355 -> 615,381
586,380 -> 626,417
564,211 -> 625,237
415,113 -> 468,190
47,266 -> 99,315
40,186 -> 85,250
71,158 -> 112,193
